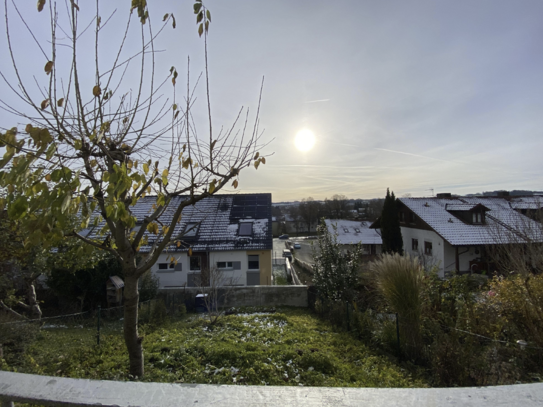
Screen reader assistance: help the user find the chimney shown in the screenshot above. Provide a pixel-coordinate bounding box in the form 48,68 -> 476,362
496,191 -> 510,197
436,193 -> 452,199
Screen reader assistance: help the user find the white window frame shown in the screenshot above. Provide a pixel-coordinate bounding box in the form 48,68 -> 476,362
217,261 -> 234,270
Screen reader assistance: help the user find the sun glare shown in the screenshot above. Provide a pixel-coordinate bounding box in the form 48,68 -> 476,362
294,129 -> 316,152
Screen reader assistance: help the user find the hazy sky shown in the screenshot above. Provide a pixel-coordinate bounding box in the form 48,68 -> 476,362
1,1 -> 543,202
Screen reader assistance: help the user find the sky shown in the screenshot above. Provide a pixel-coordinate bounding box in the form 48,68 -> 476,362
1,1 -> 543,202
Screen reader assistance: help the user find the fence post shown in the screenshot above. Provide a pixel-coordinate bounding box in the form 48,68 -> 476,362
96,306 -> 101,346
395,312 -> 401,362
345,301 -> 350,332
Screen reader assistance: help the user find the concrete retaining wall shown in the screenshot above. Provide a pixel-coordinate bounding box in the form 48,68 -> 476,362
159,285 -> 308,308
2,371 -> 543,407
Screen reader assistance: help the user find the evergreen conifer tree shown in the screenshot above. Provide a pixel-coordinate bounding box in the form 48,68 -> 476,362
380,189 -> 403,254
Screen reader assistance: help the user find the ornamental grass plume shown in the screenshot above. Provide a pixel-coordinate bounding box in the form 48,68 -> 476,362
371,253 -> 423,360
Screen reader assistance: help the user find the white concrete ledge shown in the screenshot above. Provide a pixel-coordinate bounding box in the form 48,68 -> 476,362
1,371 -> 543,407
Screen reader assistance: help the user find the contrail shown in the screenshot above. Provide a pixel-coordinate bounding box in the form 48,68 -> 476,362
374,148 -> 461,164
304,99 -> 330,103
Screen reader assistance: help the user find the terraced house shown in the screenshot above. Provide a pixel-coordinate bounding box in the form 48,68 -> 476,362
85,193 -> 273,288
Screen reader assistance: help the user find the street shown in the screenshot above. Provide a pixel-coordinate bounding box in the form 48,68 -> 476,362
272,237 -> 317,265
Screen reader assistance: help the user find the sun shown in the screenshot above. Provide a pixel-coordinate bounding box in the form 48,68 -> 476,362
294,129 -> 316,152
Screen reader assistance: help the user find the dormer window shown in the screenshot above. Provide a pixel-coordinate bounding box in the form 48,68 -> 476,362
472,212 -> 483,224
239,222 -> 253,237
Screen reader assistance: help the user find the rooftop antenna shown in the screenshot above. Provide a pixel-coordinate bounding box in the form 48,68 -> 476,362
425,188 -> 434,197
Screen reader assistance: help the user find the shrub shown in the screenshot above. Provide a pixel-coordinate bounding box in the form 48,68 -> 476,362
139,271 -> 159,302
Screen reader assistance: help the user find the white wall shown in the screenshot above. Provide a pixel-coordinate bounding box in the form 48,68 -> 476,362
151,250 -> 266,288
151,252 -> 189,288
401,227 -> 445,277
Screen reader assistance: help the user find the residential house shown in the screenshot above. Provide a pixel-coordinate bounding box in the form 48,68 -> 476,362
373,194 -> 543,278
88,194 -> 273,288
325,219 -> 382,255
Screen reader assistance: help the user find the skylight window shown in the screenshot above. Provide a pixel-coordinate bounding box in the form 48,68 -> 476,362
183,222 -> 199,237
239,222 -> 253,237
343,228 -> 349,233
355,228 -> 361,233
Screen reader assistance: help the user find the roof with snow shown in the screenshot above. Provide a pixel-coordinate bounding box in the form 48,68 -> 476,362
399,197 -> 543,246
324,219 -> 382,245
87,194 -> 272,253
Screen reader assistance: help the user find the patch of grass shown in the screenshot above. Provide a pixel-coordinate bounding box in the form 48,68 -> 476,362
1,308 -> 427,387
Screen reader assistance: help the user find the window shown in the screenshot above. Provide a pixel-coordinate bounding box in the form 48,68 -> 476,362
343,228 -> 349,233
190,256 -> 201,271
169,263 -> 175,269
217,261 -> 233,269
239,222 -> 253,236
248,255 -> 259,270
158,263 -> 168,270
355,228 -> 361,233
424,241 -> 432,256
409,213 -> 416,223
399,212 -> 405,222
183,222 -> 199,237
472,212 -> 482,224
412,238 -> 418,251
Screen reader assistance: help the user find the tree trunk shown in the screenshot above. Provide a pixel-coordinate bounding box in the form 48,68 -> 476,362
123,273 -> 144,378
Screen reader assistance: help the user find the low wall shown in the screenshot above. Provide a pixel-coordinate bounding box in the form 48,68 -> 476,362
159,285 -> 308,308
2,371 -> 543,407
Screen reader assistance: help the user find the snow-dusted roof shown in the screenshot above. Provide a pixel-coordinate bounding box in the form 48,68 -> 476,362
400,197 -> 543,246
509,196 -> 543,210
324,219 -> 382,245
87,194 -> 272,253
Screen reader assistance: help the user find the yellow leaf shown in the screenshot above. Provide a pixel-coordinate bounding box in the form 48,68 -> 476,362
261,157 -> 266,164
254,152 -> 260,160
209,181 -> 216,194
44,61 -> 53,75
254,160 -> 260,170
162,169 -> 169,177
176,241 -> 181,247
232,180 -> 238,189
188,247 -> 193,256
92,85 -> 101,97
45,174 -> 52,182
143,163 -> 149,175
57,98 -> 64,107
40,99 -> 50,110
25,124 -> 33,133
37,0 -> 46,12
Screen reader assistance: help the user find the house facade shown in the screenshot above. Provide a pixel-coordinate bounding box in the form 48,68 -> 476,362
92,193 -> 274,288
324,219 -> 382,255
388,195 -> 543,277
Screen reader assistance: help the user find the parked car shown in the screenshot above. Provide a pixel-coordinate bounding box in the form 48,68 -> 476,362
293,243 -> 301,249
282,249 -> 293,260
278,234 -> 289,240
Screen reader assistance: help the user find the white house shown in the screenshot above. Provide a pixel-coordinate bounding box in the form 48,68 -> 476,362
372,195 -> 543,278
324,219 -> 382,255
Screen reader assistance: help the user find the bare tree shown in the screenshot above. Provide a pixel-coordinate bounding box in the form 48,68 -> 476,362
299,197 -> 321,233
0,0 -> 267,377
485,208 -> 543,276
198,266 -> 239,326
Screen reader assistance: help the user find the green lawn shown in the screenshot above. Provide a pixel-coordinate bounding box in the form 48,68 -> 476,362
2,308 -> 427,387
